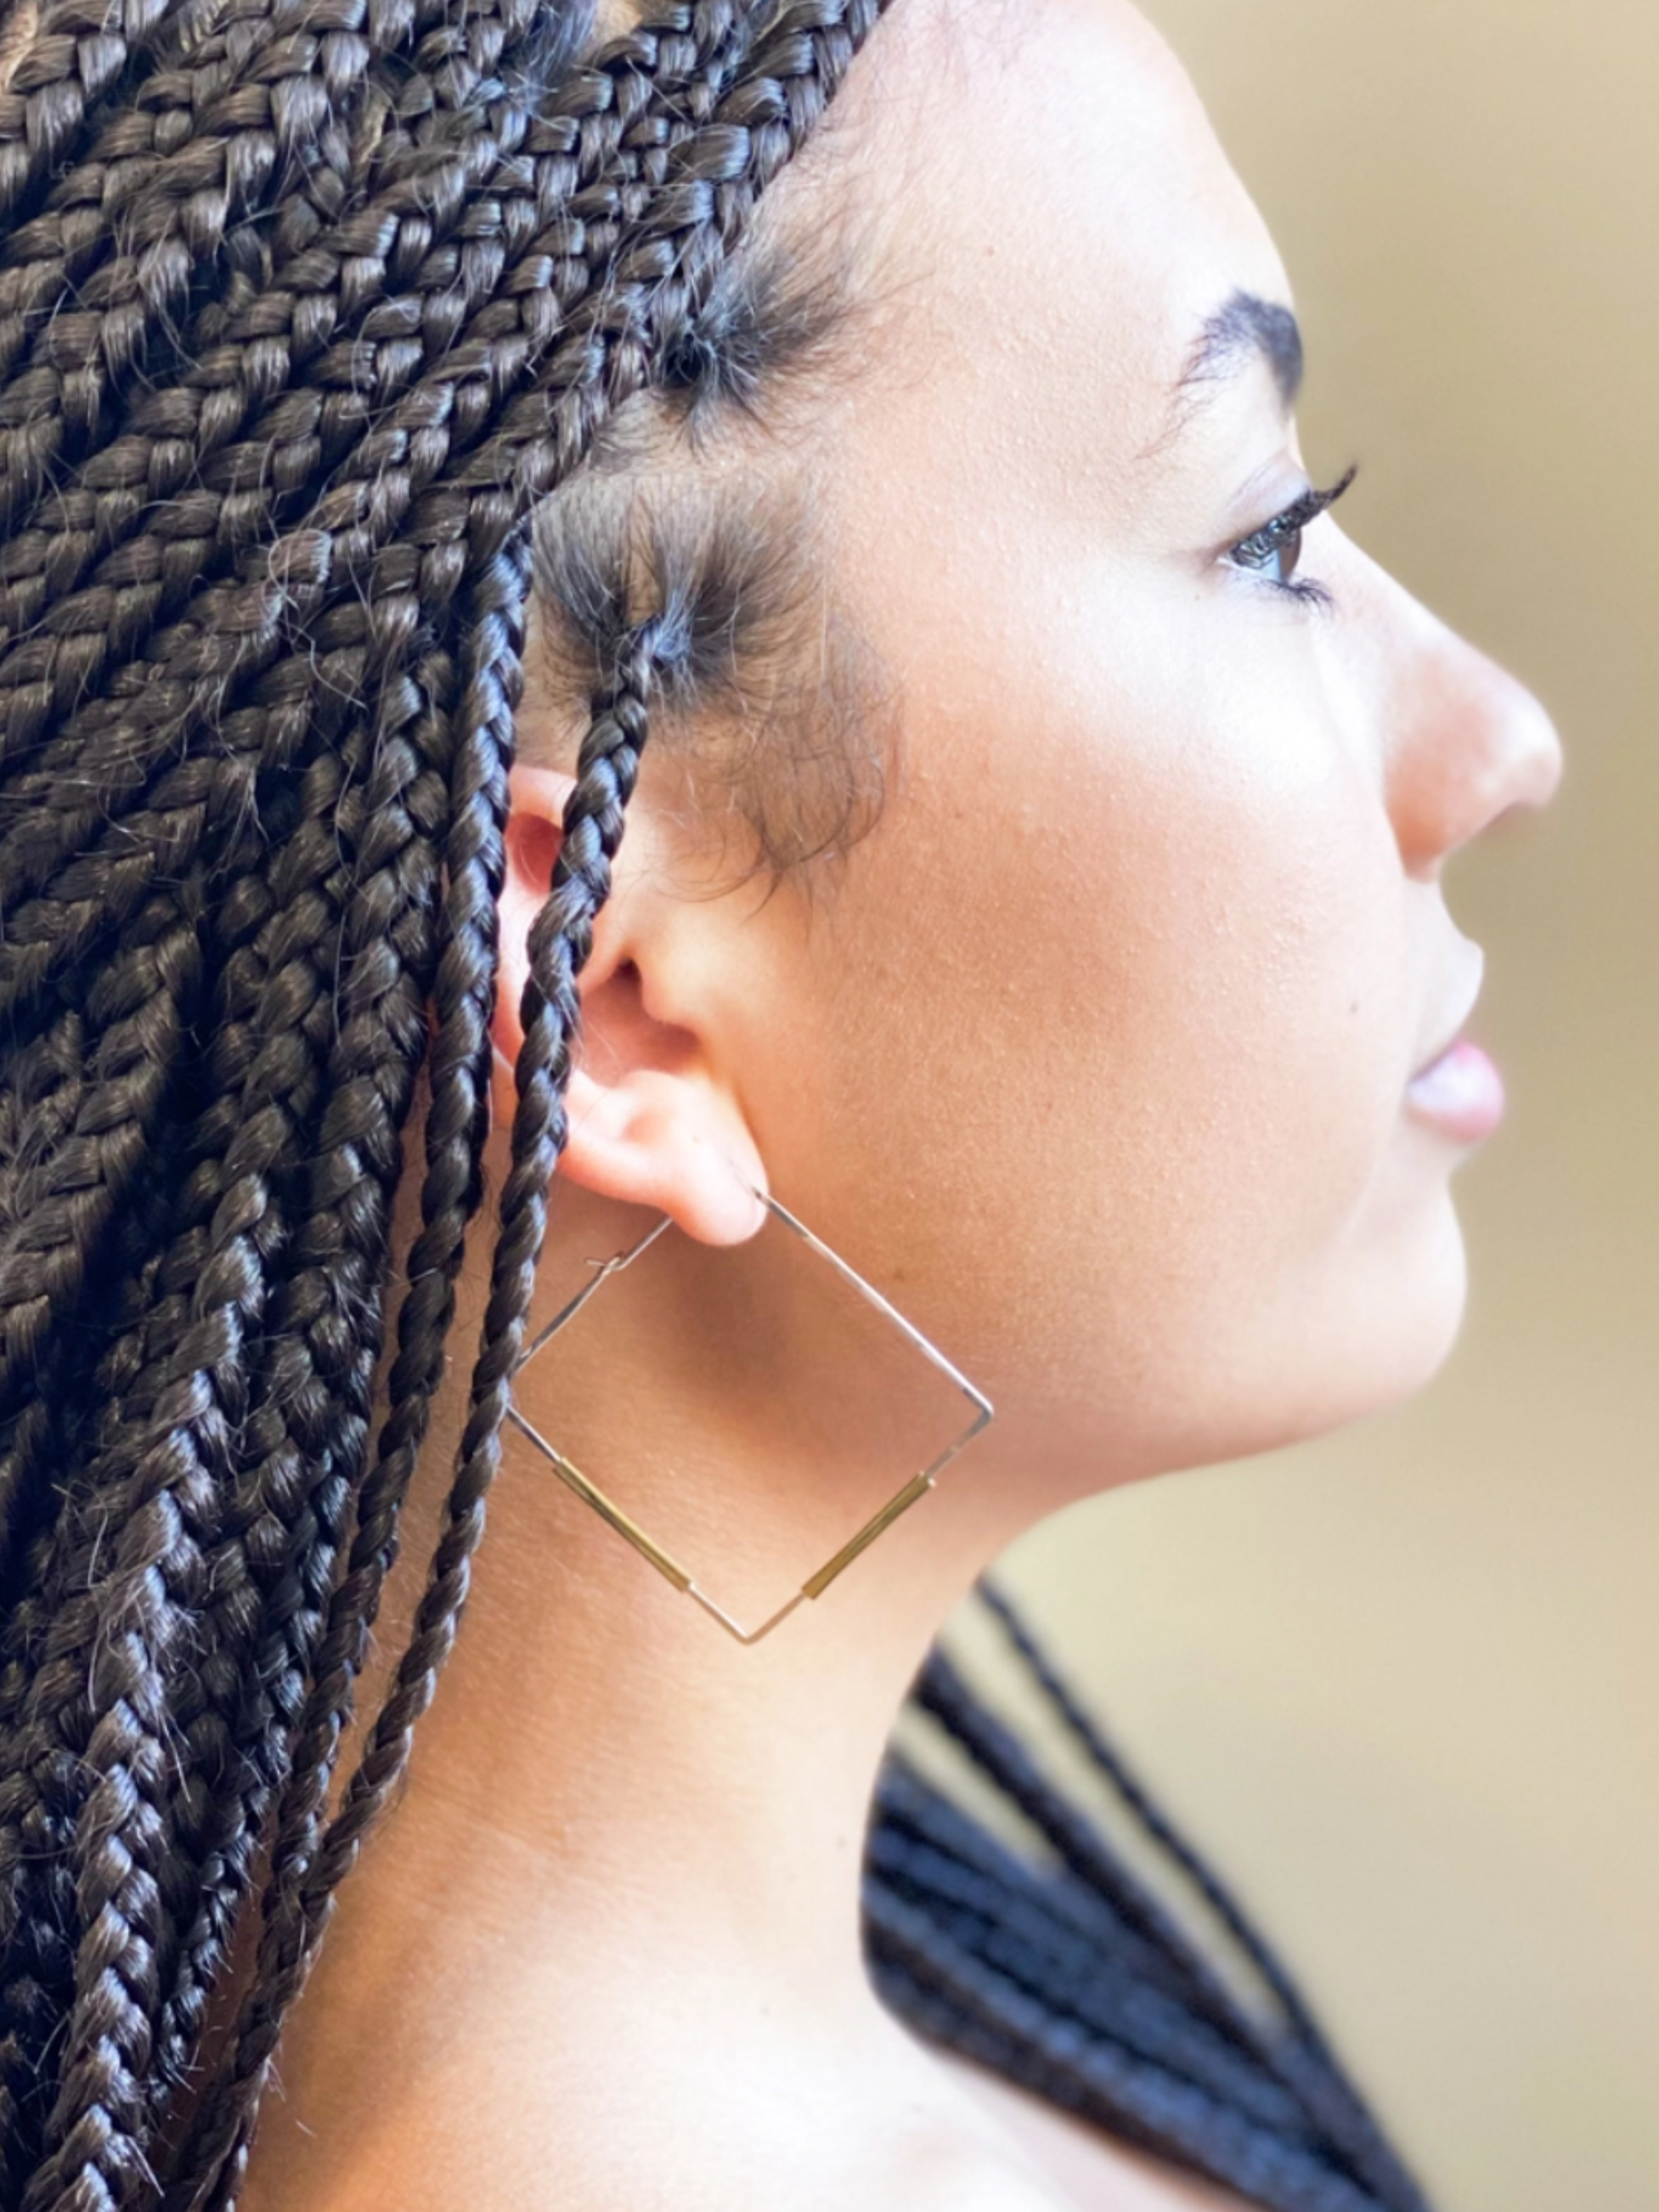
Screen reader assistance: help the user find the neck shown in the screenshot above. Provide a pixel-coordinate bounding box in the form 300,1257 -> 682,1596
228,1149 -> 1053,2205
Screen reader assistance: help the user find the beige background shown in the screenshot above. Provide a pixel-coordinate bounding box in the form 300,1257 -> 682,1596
903,7 -> 1659,2210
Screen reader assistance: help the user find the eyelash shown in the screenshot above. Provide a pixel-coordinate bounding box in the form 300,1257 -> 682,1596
1224,461 -> 1359,612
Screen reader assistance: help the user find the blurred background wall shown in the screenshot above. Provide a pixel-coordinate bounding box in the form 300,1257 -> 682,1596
900,6 -> 1659,2209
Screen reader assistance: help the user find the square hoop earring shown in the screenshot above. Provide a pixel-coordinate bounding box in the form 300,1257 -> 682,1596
505,1186 -> 995,1646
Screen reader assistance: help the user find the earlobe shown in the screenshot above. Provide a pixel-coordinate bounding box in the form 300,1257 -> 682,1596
561,1064 -> 768,1245
488,764 -> 768,1246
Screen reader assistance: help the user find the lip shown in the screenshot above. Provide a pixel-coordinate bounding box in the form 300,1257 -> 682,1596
1404,1035 -> 1505,1142
1403,943 -> 1503,1142
1410,945 -> 1486,1082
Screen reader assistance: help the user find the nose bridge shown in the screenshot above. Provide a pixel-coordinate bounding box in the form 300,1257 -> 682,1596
1378,576 -> 1565,874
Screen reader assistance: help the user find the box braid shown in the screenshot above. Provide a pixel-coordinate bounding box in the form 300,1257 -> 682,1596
0,1 -> 891,2204
864,1578 -> 1442,2212
0,0 -> 1447,2206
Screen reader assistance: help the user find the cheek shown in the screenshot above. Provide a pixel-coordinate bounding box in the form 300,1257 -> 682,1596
1012,697 -> 1407,1286
1074,740 -> 1413,1287
792,591 -> 1417,1438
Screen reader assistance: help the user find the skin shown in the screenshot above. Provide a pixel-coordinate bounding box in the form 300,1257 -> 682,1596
233,1 -> 1563,2207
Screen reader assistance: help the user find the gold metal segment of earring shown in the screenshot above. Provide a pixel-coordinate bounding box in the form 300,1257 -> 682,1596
504,1189 -> 995,1646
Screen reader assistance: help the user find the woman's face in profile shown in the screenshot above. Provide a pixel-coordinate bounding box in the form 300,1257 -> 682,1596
518,0 -> 1565,1495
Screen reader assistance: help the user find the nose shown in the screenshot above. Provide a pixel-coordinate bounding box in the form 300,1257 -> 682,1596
1374,574 -> 1565,877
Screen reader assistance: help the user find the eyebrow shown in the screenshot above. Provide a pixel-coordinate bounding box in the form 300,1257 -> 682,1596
1156,289 -> 1305,452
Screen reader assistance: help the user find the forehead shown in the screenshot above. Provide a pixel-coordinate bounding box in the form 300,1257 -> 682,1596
810,0 -> 1291,487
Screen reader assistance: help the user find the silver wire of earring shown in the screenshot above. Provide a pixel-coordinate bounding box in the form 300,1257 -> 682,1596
504,1183 -> 995,1646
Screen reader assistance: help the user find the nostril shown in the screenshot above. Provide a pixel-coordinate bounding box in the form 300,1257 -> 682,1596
1387,640 -> 1565,871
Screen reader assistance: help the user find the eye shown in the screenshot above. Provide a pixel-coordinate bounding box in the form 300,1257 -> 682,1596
1223,462 -> 1358,610
1229,517 -> 1308,588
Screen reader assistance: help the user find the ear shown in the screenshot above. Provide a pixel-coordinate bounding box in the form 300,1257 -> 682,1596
489,763 -> 769,1245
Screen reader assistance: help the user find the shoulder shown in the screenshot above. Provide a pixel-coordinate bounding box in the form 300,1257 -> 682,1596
924,2044 -> 1252,2212
897,2166 -> 1079,2212
882,2112 -> 1084,2212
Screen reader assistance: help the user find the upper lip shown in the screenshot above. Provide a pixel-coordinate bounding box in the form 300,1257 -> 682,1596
1411,943 -> 1486,1079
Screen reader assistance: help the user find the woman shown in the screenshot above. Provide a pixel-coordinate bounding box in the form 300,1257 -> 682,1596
0,0 -> 1562,2205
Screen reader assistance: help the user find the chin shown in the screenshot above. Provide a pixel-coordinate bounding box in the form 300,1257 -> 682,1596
1385,1193 -> 1472,1395
1037,1194 -> 1476,1489
1165,1194 -> 1475,1473
1282,1190 -> 1473,1451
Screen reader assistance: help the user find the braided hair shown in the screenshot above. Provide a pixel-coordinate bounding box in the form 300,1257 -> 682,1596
0,0 -> 1442,2206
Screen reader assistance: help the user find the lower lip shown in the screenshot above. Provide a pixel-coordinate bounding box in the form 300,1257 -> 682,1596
1404,1036 -> 1505,1142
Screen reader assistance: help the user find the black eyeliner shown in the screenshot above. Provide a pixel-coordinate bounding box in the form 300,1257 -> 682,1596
1226,460 -> 1360,610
